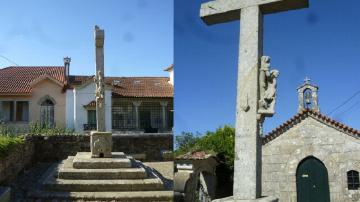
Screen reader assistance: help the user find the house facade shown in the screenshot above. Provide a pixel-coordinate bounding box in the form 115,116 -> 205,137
0,58 -> 174,134
0,65 -> 68,130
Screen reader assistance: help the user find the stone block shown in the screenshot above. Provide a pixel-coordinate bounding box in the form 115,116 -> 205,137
59,157 -> 147,179
90,131 -> 112,158
72,152 -> 131,169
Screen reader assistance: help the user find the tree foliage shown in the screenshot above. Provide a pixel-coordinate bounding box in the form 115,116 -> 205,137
175,125 -> 235,168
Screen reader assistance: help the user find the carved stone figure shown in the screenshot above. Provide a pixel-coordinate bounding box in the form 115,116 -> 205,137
94,70 -> 104,108
258,56 -> 279,116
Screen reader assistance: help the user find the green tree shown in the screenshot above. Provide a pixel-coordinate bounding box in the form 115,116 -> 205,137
175,125 -> 235,168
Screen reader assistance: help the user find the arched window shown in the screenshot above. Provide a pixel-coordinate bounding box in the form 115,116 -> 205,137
347,170 -> 359,190
40,99 -> 55,127
303,88 -> 313,109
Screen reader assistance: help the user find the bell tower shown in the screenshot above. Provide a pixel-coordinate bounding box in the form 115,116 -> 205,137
297,77 -> 320,112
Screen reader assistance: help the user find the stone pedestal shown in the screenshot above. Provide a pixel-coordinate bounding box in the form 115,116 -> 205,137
213,196 -> 278,202
90,131 -> 112,158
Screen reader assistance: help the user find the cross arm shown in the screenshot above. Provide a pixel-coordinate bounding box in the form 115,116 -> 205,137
200,0 -> 308,25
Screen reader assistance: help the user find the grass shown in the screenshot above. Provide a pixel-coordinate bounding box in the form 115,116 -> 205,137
0,135 -> 24,158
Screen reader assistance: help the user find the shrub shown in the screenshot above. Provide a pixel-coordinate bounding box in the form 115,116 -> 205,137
0,135 -> 24,158
28,122 -> 77,136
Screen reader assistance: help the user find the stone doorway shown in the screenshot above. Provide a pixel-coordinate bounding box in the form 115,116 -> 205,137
296,156 -> 330,202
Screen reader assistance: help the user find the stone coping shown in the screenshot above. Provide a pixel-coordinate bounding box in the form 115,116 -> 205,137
24,133 -> 173,138
213,196 -> 278,202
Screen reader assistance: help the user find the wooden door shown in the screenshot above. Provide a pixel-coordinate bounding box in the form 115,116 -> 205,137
296,157 -> 330,202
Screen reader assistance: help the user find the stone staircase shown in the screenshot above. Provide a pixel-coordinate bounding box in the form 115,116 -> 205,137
29,152 -> 173,201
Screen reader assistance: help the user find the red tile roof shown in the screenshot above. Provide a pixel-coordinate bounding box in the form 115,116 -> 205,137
263,109 -> 360,145
0,67 -> 173,98
68,75 -> 94,86
176,151 -> 217,160
108,77 -> 173,98
0,66 -> 66,94
83,100 -> 96,108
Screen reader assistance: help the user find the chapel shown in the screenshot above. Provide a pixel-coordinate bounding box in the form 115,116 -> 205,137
262,79 -> 360,202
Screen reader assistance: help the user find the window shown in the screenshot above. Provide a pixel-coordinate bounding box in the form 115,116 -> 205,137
1,101 -> 29,122
303,88 -> 313,109
16,101 -> 29,122
40,99 -> 55,127
347,170 -> 359,190
87,110 -> 96,125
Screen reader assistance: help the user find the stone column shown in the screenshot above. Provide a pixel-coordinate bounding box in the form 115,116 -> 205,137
133,101 -> 142,129
233,6 -> 263,200
13,101 -> 17,122
95,26 -> 106,132
0,101 -> 3,120
160,101 -> 168,129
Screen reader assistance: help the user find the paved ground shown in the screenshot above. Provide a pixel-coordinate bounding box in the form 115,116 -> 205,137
9,161 -> 174,201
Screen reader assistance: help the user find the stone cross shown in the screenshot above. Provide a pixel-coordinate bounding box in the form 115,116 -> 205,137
200,0 -> 309,200
91,25 -> 112,158
95,25 -> 106,132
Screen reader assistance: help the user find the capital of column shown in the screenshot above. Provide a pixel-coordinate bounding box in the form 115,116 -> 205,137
132,101 -> 142,107
160,101 -> 168,107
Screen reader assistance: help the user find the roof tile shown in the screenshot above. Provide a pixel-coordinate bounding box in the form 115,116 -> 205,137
0,66 -> 65,94
263,109 -> 360,145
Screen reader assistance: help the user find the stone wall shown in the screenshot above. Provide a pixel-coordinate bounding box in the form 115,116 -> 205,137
27,133 -> 173,162
0,133 -> 172,185
0,141 -> 34,185
262,117 -> 360,202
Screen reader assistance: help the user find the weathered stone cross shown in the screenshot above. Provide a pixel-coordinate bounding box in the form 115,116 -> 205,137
200,0 -> 309,200
95,25 -> 106,132
91,25 -> 112,158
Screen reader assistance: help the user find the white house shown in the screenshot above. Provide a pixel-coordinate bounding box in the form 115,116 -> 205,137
65,67 -> 174,133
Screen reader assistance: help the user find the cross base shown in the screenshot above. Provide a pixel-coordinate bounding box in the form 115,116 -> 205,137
212,196 -> 278,202
90,131 -> 112,158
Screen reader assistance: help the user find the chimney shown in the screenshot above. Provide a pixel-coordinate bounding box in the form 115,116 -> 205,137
63,57 -> 71,83
164,64 -> 174,85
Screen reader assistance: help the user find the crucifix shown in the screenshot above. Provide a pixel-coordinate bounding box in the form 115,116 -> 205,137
200,0 -> 309,201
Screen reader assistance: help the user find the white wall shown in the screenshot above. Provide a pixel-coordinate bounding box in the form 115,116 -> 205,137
65,89 -> 74,130
68,82 -> 112,133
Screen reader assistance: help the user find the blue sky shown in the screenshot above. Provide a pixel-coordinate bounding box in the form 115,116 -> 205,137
0,0 -> 173,77
175,0 -> 360,135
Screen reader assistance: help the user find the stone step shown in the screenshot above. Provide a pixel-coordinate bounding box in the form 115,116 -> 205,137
72,152 -> 132,169
59,167 -> 148,179
44,178 -> 165,192
59,157 -> 147,179
29,190 -> 174,202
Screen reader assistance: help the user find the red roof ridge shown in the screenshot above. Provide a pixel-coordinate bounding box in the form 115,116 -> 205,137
263,109 -> 360,145
2,65 -> 64,69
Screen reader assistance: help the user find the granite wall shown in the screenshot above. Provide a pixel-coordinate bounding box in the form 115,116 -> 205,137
0,141 -> 34,184
27,133 -> 173,162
